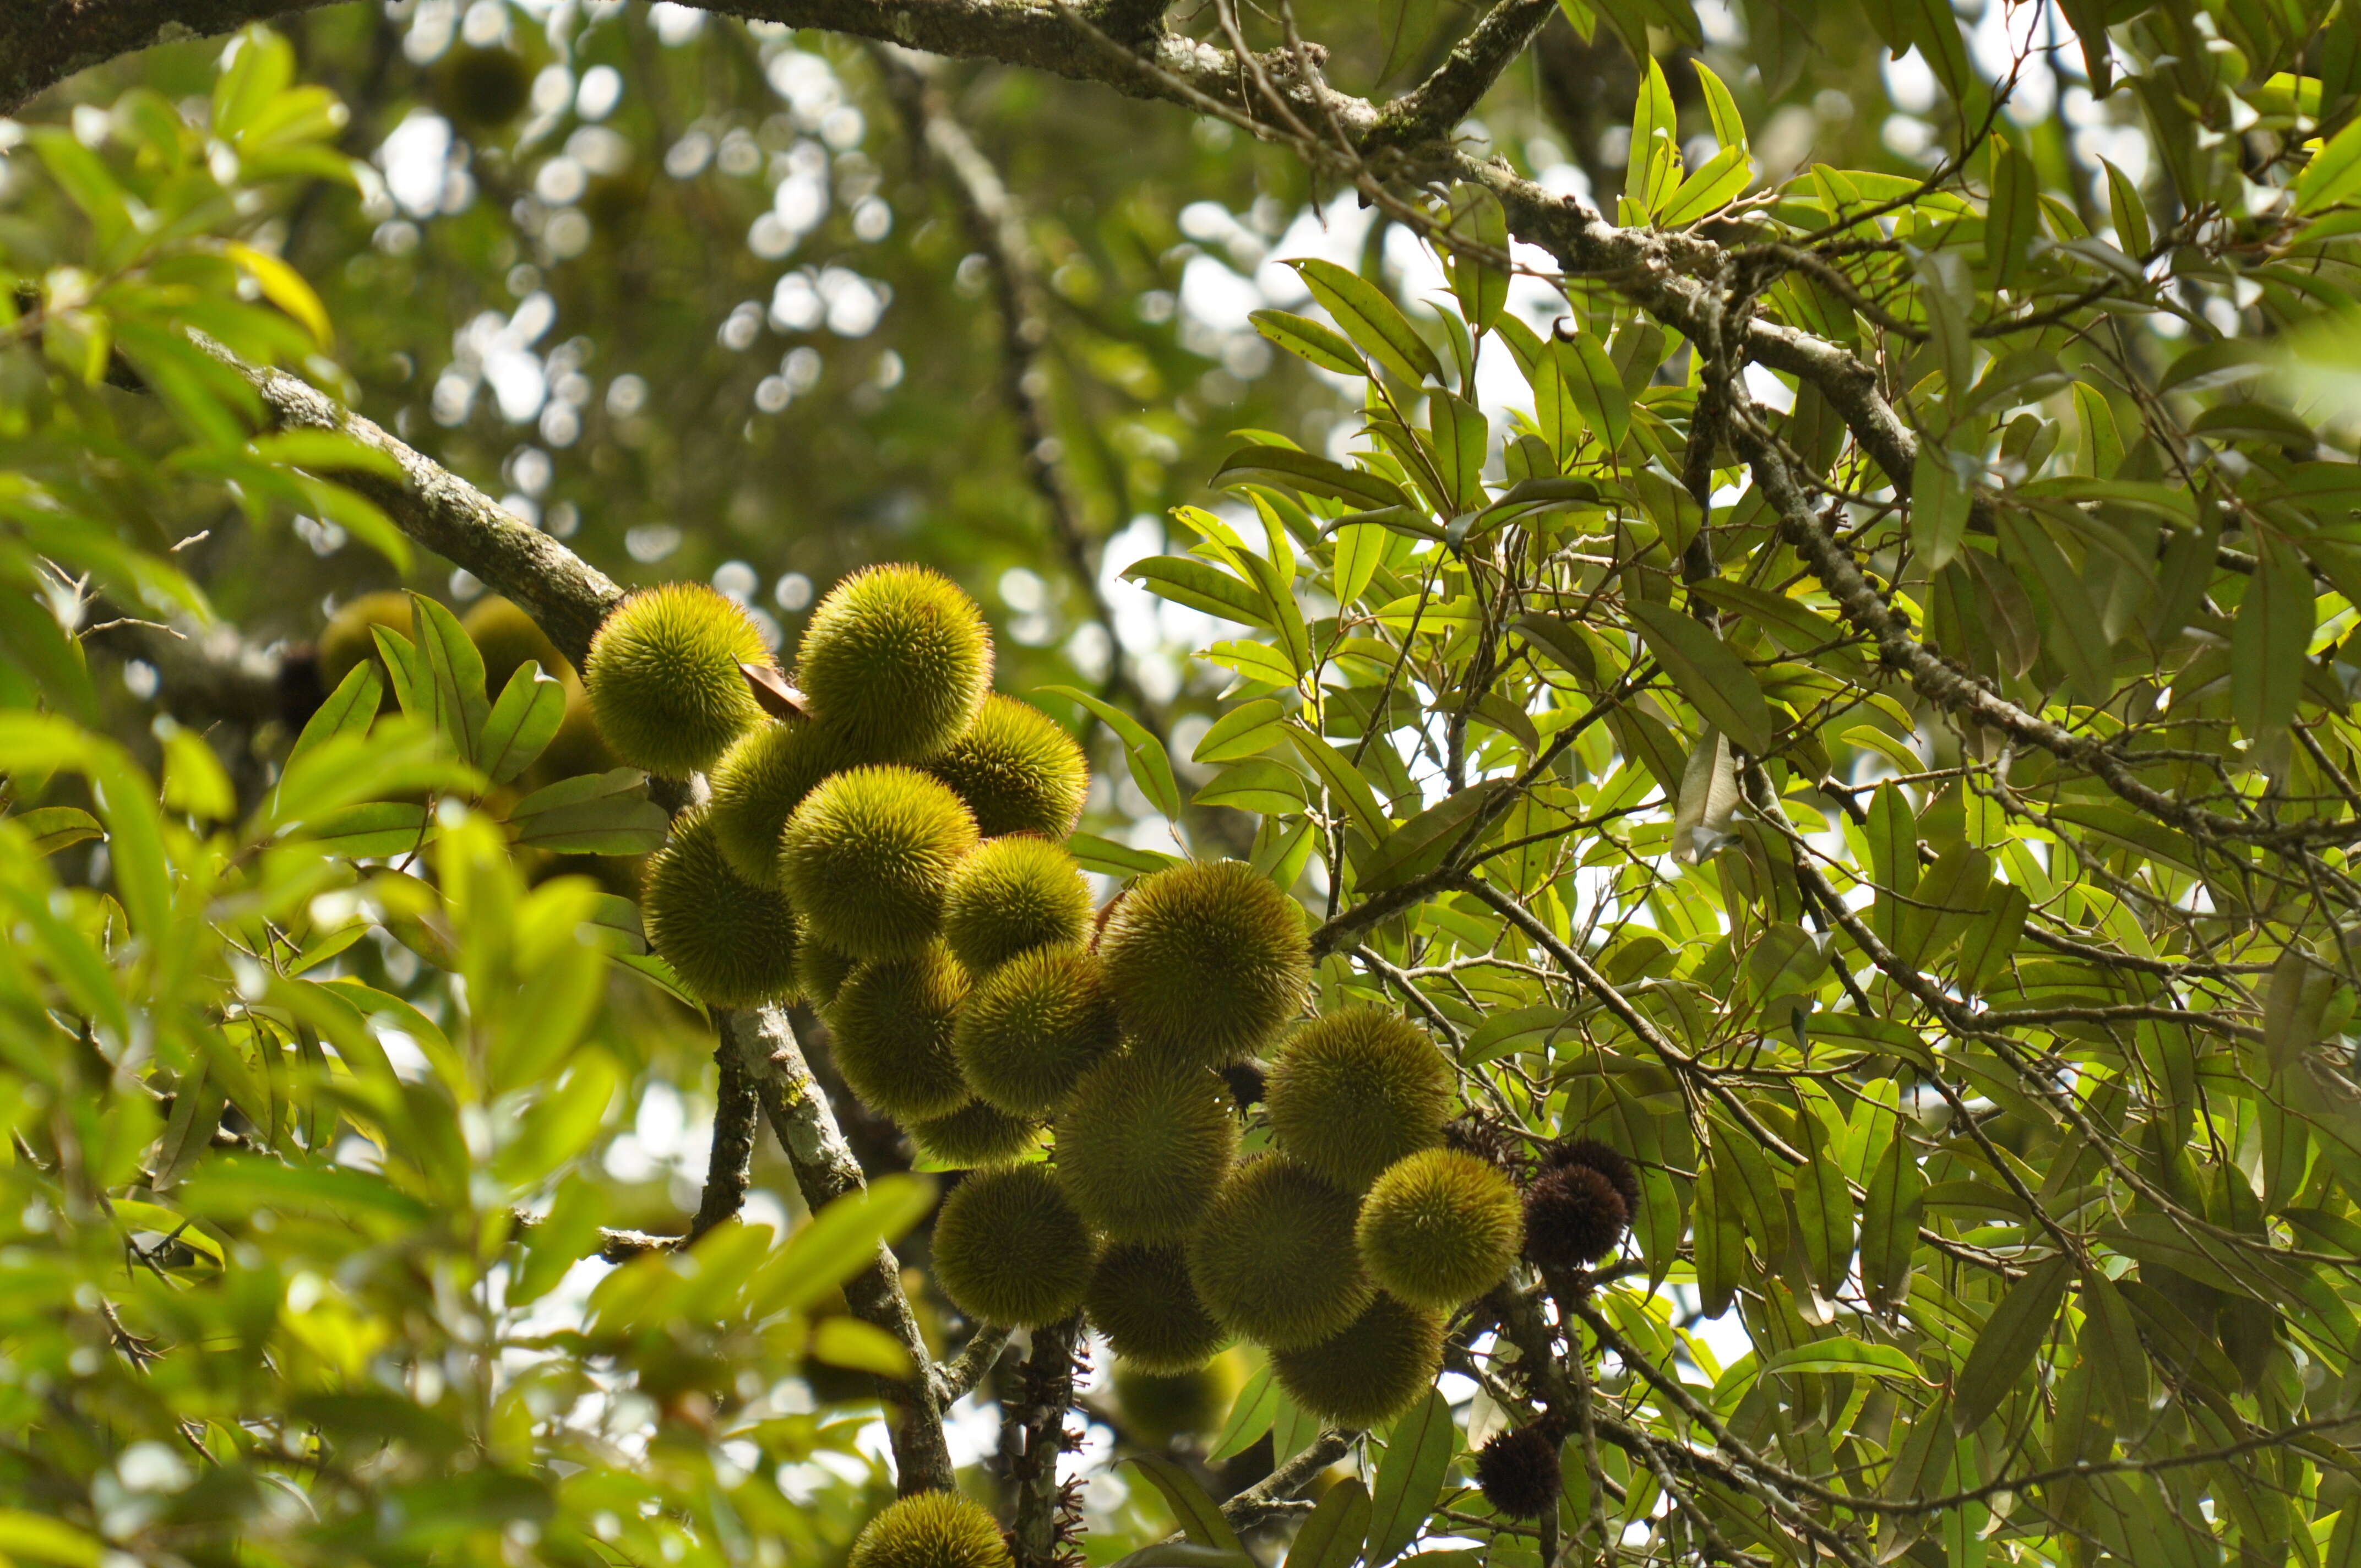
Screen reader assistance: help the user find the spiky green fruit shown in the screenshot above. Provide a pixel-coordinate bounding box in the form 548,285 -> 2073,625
1098,860 -> 1309,1068
1270,1293 -> 1444,1429
1266,1008 -> 1450,1193
954,944 -> 1118,1117
1185,1155 -> 1370,1350
847,1491 -> 1011,1568
779,766 -> 979,961
708,717 -> 844,886
1086,1242 -> 1226,1374
798,564 -> 992,764
1356,1148 -> 1524,1310
932,1162 -> 1093,1327
319,591 -> 412,696
926,695 -> 1087,840
941,836 -> 1093,977
464,595 -> 569,691
640,807 -> 799,1008
794,923 -> 859,1012
1056,1054 -> 1238,1242
828,944 -> 971,1121
584,582 -> 774,778
912,1100 -> 1041,1168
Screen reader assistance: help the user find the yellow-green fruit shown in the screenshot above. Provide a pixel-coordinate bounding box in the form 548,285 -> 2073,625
1356,1148 -> 1524,1310
1113,1361 -> 1232,1446
927,695 -> 1087,839
847,1491 -> 1012,1568
1266,1008 -> 1450,1193
828,944 -> 971,1121
584,582 -> 774,778
535,678 -> 617,781
779,766 -> 980,961
932,1162 -> 1093,1328
464,595 -> 569,692
640,807 -> 799,1008
1098,860 -> 1309,1067
912,1100 -> 1041,1168
708,717 -> 844,886
1086,1242 -> 1226,1374
795,922 -> 859,1012
1056,1054 -> 1238,1242
1186,1155 -> 1370,1350
319,591 -> 413,695
941,836 -> 1093,977
954,944 -> 1118,1117
1270,1294 -> 1444,1429
798,563 -> 993,764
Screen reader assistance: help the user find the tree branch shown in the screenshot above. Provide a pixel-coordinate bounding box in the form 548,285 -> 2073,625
1008,1315 -> 1085,1568
1366,0 -> 1556,150
690,1044 -> 759,1241
730,1005 -> 959,1495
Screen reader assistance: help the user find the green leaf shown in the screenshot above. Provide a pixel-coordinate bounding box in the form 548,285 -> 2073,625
478,663 -> 567,786
409,592 -> 491,765
1792,1095 -> 1854,1293
1657,143 -> 1752,227
2299,115 -> 2361,213
2232,534 -> 2313,746
1625,602 -> 1775,755
1353,777 -> 1513,894
1912,444 -> 1972,571
287,661 -> 383,773
1996,511 -> 2111,705
1041,684 -> 1182,821
1287,1477 -> 1372,1568
0,1511 -> 105,1568
808,1316 -> 912,1378
8,805 -> 102,857
1367,1387 -> 1455,1566
1213,447 -> 1408,512
1555,328 -> 1630,455
1985,133 -> 2039,290
1626,56 -> 1679,215
1288,259 -> 1441,388
2101,157 -> 2150,255
1951,1256 -> 2070,1434
306,801 -> 434,859
751,1173 -> 935,1315
1123,556 -> 1273,628
1859,1124 -> 1924,1310
1195,698 -> 1288,763
1252,309 -> 1368,378
1194,759 -> 1308,815
1428,391 -> 1488,513
1068,831 -> 1184,878
1131,1453 -> 1246,1553
1694,59 -> 1748,152
507,769 -> 670,856
1283,720 -> 1390,842
1447,189 -> 1509,334
1756,1337 -> 1928,1381
1332,522 -> 1386,607
1211,1360 -> 1280,1460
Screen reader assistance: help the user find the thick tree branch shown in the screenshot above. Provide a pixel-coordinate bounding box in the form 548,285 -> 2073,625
1007,1315 -> 1084,1568
690,1045 -> 759,1241
730,1005 -> 959,1495
1366,0 -> 1556,150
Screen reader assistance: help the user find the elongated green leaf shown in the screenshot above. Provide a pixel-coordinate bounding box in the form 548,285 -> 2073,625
1195,698 -> 1287,763
1367,1388 -> 1455,1566
2101,157 -> 2150,254
1122,556 -> 1273,628
1354,777 -> 1513,894
2232,534 -> 2313,745
507,769 -> 669,855
1860,1124 -> 1924,1309
478,663 -> 567,785
1214,447 -> 1408,512
1211,1360 -> 1280,1460
1626,56 -> 1678,213
1555,328 -> 1629,455
1626,602 -> 1775,755
1287,1477 -> 1372,1568
1447,188 -> 1509,334
1657,143 -> 1751,227
1252,309 -> 1367,377
2299,114 -> 2361,213
751,1173 -> 935,1314
1792,1097 -> 1854,1293
409,592 -> 491,764
1758,1337 -> 1928,1381
289,661 -> 383,771
1194,759 -> 1308,815
1069,832 -> 1183,878
1288,259 -> 1440,388
1985,134 -> 2039,289
1041,684 -> 1181,821
1952,1256 -> 2070,1434
1131,1453 -> 1245,1553
1283,720 -> 1390,842
8,805 -> 102,857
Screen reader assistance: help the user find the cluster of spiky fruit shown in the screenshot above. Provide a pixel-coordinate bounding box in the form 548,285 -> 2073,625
577,563 -> 1603,1436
